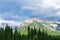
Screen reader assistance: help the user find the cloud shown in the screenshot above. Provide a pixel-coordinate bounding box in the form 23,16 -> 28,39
19,0 -> 60,9
0,0 -> 60,24
19,0 -> 60,18
0,18 -> 20,28
41,0 -> 60,9
21,6 -> 38,10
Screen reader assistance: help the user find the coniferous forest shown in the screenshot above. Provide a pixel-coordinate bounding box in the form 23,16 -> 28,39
0,25 -> 60,40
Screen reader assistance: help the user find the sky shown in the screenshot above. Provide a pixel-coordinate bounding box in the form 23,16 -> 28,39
0,0 -> 60,27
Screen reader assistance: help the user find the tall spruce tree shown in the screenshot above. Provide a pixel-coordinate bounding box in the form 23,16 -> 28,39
34,27 -> 37,35
27,26 -> 31,40
18,33 -> 21,40
34,27 -> 37,40
10,27 -> 13,40
37,28 -> 41,40
5,24 -> 12,40
13,29 -> 19,40
31,28 -> 34,40
0,28 -> 5,40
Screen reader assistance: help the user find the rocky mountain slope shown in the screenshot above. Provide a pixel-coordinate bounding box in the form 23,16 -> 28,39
17,18 -> 60,35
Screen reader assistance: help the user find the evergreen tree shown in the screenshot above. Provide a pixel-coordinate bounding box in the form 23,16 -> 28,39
34,27 -> 37,35
18,33 -> 21,40
21,35 -> 26,40
0,28 -> 5,40
10,27 -> 13,40
5,24 -> 12,40
31,28 -> 34,40
1,24 -> 60,40
27,26 -> 31,40
28,26 -> 30,35
44,31 -> 48,40
37,28 -> 41,40
13,29 -> 19,40
42,29 -> 45,40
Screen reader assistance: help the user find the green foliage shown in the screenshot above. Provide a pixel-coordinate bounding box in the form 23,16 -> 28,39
5,24 -> 13,40
13,29 -> 19,40
0,24 -> 60,40
0,28 -> 5,40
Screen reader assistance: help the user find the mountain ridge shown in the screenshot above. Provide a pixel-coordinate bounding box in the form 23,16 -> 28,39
17,18 -> 60,35
18,18 -> 60,31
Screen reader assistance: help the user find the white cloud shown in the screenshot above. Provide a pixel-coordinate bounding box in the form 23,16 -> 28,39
20,0 -> 60,9
12,15 -> 20,18
41,0 -> 60,9
0,19 -> 20,28
21,0 -> 60,18
21,6 -> 39,10
0,0 -> 60,22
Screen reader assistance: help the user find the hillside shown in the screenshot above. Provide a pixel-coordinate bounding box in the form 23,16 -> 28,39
17,18 -> 60,35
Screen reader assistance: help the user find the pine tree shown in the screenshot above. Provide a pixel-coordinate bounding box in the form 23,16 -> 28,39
44,31 -> 48,40
21,35 -> 26,40
42,29 -> 45,40
10,27 -> 13,40
34,27 -> 37,35
31,28 -> 34,40
27,26 -> 31,40
28,26 -> 30,35
0,28 -> 5,40
18,33 -> 21,40
34,27 -> 37,40
37,28 -> 41,40
13,29 -> 19,40
5,24 -> 12,40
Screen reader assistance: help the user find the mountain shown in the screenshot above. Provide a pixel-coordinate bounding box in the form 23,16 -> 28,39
17,18 -> 60,35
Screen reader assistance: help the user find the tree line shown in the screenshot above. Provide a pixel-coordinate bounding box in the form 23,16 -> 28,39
0,25 -> 60,40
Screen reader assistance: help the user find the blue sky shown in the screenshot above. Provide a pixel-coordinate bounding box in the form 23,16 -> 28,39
0,0 -> 60,26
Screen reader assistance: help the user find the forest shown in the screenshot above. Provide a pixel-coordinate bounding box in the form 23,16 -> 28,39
0,25 -> 60,40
